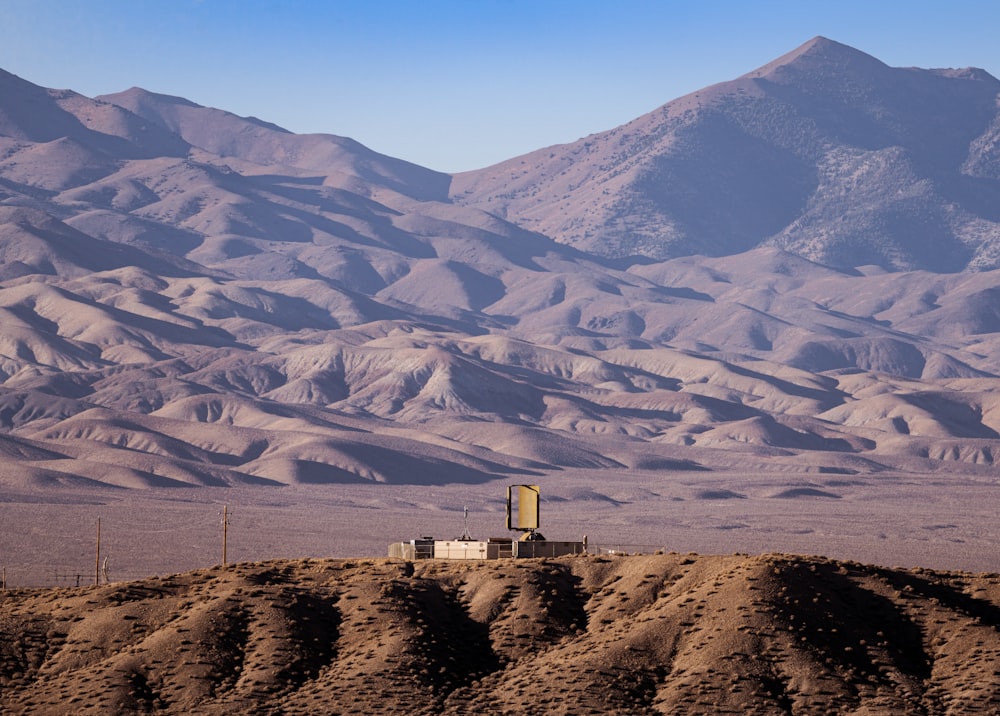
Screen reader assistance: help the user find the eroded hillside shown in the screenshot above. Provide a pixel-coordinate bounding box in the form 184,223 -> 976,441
2,554 -> 1000,714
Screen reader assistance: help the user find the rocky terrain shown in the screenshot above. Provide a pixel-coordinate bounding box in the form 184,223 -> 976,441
2,553 -> 1000,715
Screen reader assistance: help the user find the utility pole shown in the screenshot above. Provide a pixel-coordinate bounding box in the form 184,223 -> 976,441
95,517 -> 101,586
222,504 -> 229,567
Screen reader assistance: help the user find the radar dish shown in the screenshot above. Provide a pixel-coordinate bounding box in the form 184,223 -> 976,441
506,484 -> 540,531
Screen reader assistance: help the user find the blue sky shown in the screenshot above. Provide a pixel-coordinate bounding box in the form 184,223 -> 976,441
1,0 -> 998,172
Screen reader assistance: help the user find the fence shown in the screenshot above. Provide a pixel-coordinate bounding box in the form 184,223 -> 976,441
1,542 -> 680,591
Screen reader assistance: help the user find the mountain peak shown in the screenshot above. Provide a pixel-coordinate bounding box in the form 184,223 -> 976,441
791,35 -> 849,54
744,35 -> 888,80
109,86 -> 203,110
99,87 -> 292,135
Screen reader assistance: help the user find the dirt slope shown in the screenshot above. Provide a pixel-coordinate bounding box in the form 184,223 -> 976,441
2,553 -> 999,715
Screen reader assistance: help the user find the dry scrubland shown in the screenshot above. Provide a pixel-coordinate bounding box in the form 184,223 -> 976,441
2,553 -> 1000,715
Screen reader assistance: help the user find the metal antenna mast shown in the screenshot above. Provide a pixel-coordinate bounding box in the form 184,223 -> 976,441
459,505 -> 473,541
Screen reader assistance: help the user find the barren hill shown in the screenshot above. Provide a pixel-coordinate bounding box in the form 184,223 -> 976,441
452,37 -> 1000,271
2,554 -> 1000,715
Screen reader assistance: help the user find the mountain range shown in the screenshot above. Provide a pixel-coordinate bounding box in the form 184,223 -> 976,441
2,36 -> 1000,494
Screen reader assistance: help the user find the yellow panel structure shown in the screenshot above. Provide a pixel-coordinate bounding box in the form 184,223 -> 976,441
506,484 -> 540,531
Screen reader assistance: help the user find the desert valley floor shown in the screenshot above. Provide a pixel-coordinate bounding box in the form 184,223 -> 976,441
4,466 -> 1000,589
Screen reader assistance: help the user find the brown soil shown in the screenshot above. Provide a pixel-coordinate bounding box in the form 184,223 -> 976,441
2,553 -> 999,714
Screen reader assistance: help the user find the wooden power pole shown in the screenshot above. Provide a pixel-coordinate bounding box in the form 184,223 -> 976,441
95,517 -> 101,586
222,504 -> 228,567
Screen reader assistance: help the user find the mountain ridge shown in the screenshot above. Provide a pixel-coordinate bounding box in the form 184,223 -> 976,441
98,87 -> 453,203
451,36 -> 1000,272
